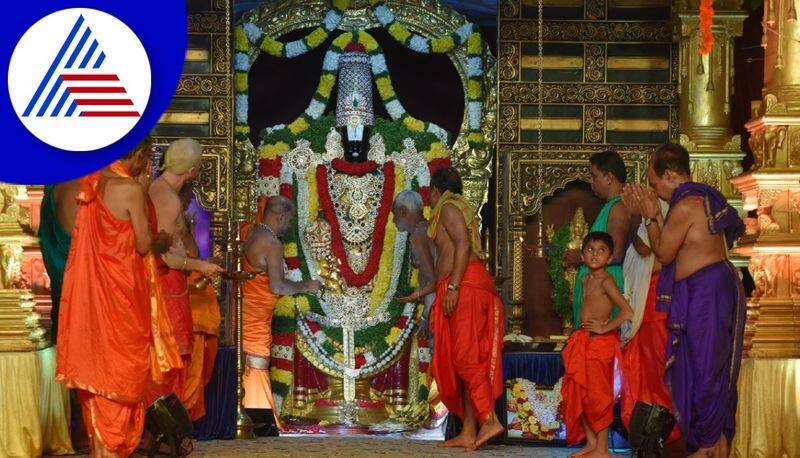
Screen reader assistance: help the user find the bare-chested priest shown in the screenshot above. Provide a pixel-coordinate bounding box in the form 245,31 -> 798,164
426,167 -> 504,451
242,195 -> 321,433
148,138 -> 223,403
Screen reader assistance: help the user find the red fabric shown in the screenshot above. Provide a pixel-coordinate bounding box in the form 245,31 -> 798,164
561,330 -> 620,444
160,269 -> 192,355
620,273 -> 681,443
430,260 -> 504,423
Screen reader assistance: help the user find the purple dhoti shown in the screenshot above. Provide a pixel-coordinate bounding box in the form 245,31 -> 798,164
661,261 -> 745,452
656,182 -> 746,453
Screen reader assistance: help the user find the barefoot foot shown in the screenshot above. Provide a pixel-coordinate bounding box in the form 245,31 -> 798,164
437,431 -> 476,448
570,441 -> 597,457
464,419 -> 504,451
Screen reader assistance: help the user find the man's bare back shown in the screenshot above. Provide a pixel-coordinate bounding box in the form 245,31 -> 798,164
672,197 -> 727,280
433,204 -> 480,281
53,180 -> 81,234
149,179 -> 189,244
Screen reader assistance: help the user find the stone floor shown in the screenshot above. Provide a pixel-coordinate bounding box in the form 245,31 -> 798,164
187,436 -> 629,457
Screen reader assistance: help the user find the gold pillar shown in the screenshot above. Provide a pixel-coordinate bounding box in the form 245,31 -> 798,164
677,0 -> 747,214
730,1 -> 800,455
0,184 -> 45,352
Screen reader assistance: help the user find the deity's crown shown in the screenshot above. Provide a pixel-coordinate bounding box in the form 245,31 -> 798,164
336,42 -> 374,128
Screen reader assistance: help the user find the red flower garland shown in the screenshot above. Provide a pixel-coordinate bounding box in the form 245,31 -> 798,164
330,158 -> 380,176
316,162 -> 395,287
698,0 -> 715,55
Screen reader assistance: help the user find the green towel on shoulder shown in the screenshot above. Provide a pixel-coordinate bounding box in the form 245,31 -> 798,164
38,186 -> 72,344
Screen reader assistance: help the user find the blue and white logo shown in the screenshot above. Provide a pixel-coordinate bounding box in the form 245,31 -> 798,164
8,8 -> 151,151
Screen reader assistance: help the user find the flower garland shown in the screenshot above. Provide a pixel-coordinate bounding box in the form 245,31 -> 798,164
545,224 -> 572,324
330,158 -> 379,176
237,0 -> 349,58
236,28 -> 453,145
698,0 -> 715,55
509,378 -> 564,440
368,0 -> 484,147
255,114 -> 449,210
272,167 -> 421,394
316,162 -> 395,287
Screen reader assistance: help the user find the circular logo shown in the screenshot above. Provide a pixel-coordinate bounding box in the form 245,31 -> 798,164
8,8 -> 151,152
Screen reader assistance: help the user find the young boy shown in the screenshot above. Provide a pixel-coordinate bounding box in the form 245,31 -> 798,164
561,231 -> 633,457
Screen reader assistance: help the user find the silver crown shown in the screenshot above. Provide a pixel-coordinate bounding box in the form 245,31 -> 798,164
336,50 -> 374,128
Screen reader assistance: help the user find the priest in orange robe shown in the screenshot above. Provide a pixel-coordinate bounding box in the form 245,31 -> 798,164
55,143 -> 178,458
241,196 -> 321,434
426,167 -> 504,451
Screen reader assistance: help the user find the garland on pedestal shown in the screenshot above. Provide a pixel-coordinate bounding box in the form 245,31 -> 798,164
508,378 -> 564,440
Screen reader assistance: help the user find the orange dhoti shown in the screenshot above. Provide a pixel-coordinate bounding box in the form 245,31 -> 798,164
561,330 -> 621,444
56,172 -> 155,457
620,273 -> 681,443
183,272 -> 221,421
241,257 -> 284,430
430,260 -> 504,423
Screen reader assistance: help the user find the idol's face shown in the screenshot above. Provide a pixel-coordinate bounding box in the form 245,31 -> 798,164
582,239 -> 612,270
589,165 -> 610,200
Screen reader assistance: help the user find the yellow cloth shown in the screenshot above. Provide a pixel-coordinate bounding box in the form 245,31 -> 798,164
733,358 -> 800,458
37,347 -> 73,455
427,190 -> 483,259
0,352 -> 42,457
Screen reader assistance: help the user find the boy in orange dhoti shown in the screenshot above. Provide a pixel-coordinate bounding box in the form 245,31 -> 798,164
56,143 -> 179,458
561,231 -> 633,456
427,167 -> 504,451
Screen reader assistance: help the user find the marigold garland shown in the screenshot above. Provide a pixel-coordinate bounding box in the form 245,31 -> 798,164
698,0 -> 715,55
368,0 -> 484,146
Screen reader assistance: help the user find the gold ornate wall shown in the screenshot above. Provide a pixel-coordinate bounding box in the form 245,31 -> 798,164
497,0 -> 678,308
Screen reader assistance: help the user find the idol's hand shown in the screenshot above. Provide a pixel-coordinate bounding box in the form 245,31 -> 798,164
443,290 -> 458,316
581,319 -> 608,334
